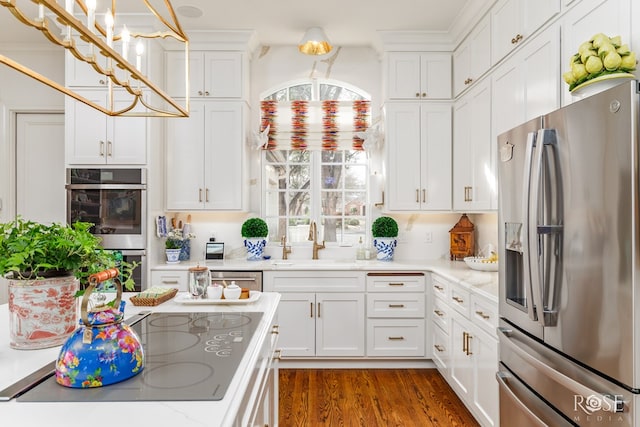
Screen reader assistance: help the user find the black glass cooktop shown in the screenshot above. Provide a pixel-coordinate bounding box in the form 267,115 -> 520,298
18,312 -> 263,402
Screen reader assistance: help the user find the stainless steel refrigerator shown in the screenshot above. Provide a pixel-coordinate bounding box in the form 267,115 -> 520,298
497,80 -> 640,426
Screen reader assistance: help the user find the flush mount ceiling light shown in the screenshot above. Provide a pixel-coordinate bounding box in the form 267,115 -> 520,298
0,0 -> 189,117
298,27 -> 332,55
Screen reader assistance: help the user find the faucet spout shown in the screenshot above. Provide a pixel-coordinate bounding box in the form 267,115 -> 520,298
308,221 -> 325,259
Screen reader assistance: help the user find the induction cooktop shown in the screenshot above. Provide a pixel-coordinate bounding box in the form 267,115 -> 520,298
17,311 -> 263,402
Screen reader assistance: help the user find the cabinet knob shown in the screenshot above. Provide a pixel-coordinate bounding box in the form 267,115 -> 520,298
511,34 -> 524,44
99,79 -> 106,85
205,91 -> 210,96
421,92 -> 427,98
464,78 -> 473,85
198,90 -> 203,96
415,92 -> 420,98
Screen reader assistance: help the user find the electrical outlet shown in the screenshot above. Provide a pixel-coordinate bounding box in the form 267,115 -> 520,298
425,231 -> 433,244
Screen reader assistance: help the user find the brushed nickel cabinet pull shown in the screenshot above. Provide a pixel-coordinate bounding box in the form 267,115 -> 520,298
452,296 -> 464,303
464,186 -> 473,202
388,336 -> 405,340
466,333 -> 473,355
99,140 -> 105,156
271,325 -> 280,335
434,344 -> 445,352
434,310 -> 444,317
107,141 -> 113,157
475,310 -> 490,320
388,304 -> 405,308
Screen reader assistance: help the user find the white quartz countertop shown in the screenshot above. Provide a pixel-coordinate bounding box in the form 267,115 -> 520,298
0,292 -> 280,427
153,258 -> 499,302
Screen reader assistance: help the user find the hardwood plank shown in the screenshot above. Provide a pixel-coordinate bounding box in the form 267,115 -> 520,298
279,369 -> 480,427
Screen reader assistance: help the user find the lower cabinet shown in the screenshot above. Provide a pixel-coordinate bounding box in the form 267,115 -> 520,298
149,269 -> 189,291
430,274 -> 499,427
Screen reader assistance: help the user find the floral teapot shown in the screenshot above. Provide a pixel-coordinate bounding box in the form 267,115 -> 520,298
55,268 -> 144,388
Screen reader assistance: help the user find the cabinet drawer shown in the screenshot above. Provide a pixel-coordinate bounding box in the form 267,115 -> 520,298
450,282 -> 471,317
431,274 -> 450,301
366,293 -> 425,318
366,273 -> 425,292
432,322 -> 449,372
150,270 -> 188,291
471,294 -> 498,337
432,297 -> 450,332
366,319 -> 425,357
266,271 -> 365,292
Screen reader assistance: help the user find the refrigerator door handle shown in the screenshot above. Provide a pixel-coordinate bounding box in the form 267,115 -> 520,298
498,327 -> 623,413
496,371 -> 549,427
521,131 -> 539,322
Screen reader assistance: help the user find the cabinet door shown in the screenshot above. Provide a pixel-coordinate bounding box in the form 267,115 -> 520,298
453,42 -> 471,97
386,103 -> 422,210
421,53 -> 452,99
523,0 -> 560,38
203,102 -> 244,210
432,322 -> 450,373
492,0 -> 523,63
449,313 -> 473,399
109,93 -> 147,164
278,293 -> 316,357
471,326 -> 499,427
65,47 -> 109,87
166,101 -> 206,210
420,104 -> 452,210
387,53 -> 422,99
65,91 -> 108,164
453,81 -> 493,211
316,293 -> 365,357
203,52 -> 243,98
454,16 -> 492,97
165,51 -> 203,98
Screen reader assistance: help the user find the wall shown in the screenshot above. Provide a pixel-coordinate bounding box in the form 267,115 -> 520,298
0,45 -> 64,224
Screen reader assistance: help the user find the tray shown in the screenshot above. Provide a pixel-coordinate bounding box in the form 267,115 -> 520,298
464,257 -> 499,272
176,291 -> 262,305
130,288 -> 178,306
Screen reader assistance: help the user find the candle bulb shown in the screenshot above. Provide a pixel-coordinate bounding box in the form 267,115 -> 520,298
121,26 -> 130,61
136,40 -> 144,71
105,9 -> 114,48
37,4 -> 44,21
86,0 -> 96,33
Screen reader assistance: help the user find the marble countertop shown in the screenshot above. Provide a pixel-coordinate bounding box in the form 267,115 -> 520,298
153,258 -> 499,302
0,292 -> 281,427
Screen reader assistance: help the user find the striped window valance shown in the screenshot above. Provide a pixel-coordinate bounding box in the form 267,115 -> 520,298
259,100 -> 371,151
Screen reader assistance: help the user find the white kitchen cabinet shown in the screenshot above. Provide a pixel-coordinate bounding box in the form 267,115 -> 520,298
453,79 -> 493,211
386,52 -> 452,100
65,89 -> 147,165
453,14 -> 492,97
385,102 -> 452,211
491,0 -> 560,65
365,273 -> 426,357
264,271 -> 366,358
560,0 -> 632,106
165,51 -> 244,99
431,273 -> 499,427
165,100 -> 246,210
149,269 -> 189,291
492,24 -> 560,139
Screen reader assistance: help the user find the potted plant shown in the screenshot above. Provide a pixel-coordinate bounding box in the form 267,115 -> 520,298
241,218 -> 268,261
371,216 -> 398,261
0,217 -> 136,350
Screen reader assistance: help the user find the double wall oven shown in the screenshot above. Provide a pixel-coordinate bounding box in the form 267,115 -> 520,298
66,168 -> 147,291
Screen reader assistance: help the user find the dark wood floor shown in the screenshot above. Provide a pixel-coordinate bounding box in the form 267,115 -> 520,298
279,369 -> 480,427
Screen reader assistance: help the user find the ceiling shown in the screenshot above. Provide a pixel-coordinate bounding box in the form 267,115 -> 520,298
0,0 -> 487,51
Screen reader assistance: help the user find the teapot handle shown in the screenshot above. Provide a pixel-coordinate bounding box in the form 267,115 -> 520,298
80,268 -> 122,326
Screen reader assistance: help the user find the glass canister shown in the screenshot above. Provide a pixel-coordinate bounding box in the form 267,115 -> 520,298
188,266 -> 211,299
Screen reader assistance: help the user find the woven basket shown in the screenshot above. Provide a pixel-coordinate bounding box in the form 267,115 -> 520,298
130,288 -> 178,306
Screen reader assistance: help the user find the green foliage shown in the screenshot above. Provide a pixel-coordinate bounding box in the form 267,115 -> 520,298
165,239 -> 183,249
241,218 -> 269,238
0,217 -> 137,291
371,216 -> 398,238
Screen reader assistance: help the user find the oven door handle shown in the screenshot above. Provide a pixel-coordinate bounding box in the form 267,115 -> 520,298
498,327 -> 622,413
66,184 -> 147,190
210,277 -> 258,282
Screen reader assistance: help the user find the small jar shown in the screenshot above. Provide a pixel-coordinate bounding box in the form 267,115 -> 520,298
207,283 -> 223,300
223,281 -> 241,300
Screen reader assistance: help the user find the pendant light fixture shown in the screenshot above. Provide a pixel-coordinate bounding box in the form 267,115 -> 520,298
298,27 -> 332,55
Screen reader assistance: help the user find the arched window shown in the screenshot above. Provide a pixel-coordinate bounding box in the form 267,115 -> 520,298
261,79 -> 371,246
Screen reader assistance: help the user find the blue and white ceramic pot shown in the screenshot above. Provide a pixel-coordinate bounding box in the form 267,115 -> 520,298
244,237 -> 267,261
373,237 -> 397,261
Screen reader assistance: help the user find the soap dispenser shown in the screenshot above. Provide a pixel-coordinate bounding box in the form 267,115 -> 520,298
356,237 -> 365,260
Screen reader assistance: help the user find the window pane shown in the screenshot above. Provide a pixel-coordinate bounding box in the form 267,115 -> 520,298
264,191 -> 287,216
321,164 -> 343,189
289,84 -> 312,100
345,192 -> 366,216
288,150 -> 310,162
320,84 -> 366,101
321,191 -> 342,215
321,151 -> 343,163
345,150 -> 366,164
345,165 -> 366,190
288,191 -> 310,217
265,164 -> 286,191
289,165 -> 310,189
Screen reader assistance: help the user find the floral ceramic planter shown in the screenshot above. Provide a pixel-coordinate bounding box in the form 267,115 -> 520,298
373,237 -> 397,261
244,237 -> 267,261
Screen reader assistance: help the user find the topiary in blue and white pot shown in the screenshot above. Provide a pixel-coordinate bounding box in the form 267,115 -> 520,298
373,237 -> 397,261
244,237 -> 267,261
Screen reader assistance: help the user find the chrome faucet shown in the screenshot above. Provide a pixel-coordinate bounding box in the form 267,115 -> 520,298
308,221 -> 325,259
281,235 -> 291,260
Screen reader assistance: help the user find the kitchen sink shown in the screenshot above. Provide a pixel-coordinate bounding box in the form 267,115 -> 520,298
270,259 -> 358,269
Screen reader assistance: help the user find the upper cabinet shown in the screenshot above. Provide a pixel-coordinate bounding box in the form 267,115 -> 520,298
453,15 -> 492,97
65,90 -> 147,165
386,52 -> 452,100
491,0 -> 561,64
165,51 -> 245,99
385,102 -> 452,211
